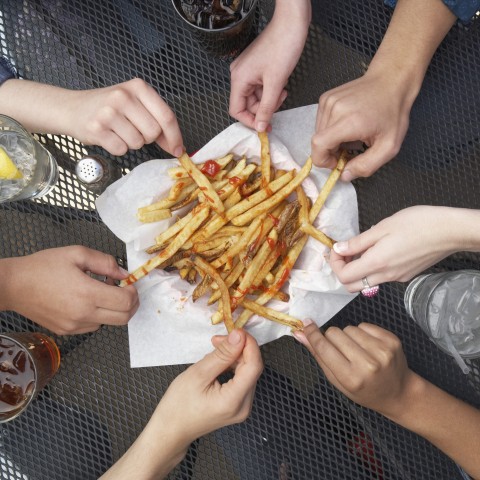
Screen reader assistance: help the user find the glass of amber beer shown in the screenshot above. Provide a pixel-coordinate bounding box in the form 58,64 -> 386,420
0,332 -> 61,423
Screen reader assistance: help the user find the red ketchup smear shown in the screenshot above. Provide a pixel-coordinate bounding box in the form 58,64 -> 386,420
200,160 -> 221,178
228,176 -> 243,186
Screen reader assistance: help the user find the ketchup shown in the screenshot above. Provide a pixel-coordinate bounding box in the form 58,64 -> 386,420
200,160 -> 221,178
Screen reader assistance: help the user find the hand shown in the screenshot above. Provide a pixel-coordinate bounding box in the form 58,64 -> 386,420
155,329 -> 263,446
64,78 -> 184,157
3,246 -> 139,334
311,68 -> 414,181
328,206 -> 478,292
229,1 -> 311,132
100,329 -> 263,479
294,321 -> 416,418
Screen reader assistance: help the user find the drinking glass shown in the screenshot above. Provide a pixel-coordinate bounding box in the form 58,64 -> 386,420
0,115 -> 59,203
0,332 -> 61,423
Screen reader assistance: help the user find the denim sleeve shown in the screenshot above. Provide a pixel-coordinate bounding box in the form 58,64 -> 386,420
0,57 -> 16,86
384,0 -> 479,23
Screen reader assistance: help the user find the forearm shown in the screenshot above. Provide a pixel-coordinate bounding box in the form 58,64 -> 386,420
369,0 -> 456,101
385,373 -> 480,479
437,207 -> 480,254
99,411 -> 189,480
273,0 -> 312,32
0,79 -> 77,135
0,257 -> 18,311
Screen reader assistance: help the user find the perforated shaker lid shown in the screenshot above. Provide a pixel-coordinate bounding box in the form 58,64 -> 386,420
75,157 -> 104,184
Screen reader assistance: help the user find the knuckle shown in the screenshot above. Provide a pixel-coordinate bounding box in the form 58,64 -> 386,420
382,138 -> 401,159
364,359 -> 381,375
353,161 -> 375,178
98,105 -> 119,125
324,326 -> 342,340
345,377 -> 364,393
128,77 -> 148,91
108,86 -> 131,105
107,140 -> 128,156
129,134 -> 145,150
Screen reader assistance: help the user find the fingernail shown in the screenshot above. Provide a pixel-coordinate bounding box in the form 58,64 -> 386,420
256,121 -> 268,133
293,331 -> 309,347
341,170 -> 353,182
227,329 -> 241,345
333,241 -> 348,254
119,267 -> 130,277
302,318 -> 313,327
174,146 -> 184,157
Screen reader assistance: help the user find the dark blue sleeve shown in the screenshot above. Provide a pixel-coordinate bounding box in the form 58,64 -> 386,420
0,57 -> 16,86
384,0 -> 480,23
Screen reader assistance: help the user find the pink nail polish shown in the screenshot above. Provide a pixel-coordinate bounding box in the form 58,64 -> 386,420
293,331 -> 309,347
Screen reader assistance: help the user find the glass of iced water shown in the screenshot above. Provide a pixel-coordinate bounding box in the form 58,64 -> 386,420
0,115 -> 58,203
404,270 -> 480,373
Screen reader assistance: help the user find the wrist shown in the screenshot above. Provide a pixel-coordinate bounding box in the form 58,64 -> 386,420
381,371 -> 428,424
448,208 -> 480,253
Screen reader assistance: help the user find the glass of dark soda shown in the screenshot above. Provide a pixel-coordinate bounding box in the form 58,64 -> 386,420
171,0 -> 259,57
0,332 -> 60,423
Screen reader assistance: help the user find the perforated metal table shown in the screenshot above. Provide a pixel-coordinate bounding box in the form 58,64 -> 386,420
1,1 -> 479,479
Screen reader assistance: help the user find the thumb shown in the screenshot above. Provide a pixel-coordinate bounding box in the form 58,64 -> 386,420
195,329 -> 247,381
254,83 -> 283,133
340,144 -> 393,182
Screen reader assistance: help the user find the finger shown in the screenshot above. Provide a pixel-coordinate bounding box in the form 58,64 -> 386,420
320,326 -> 380,368
301,324 -> 351,371
194,329 -> 247,381
92,282 -> 139,312
254,81 -> 284,132
229,82 -> 256,129
93,303 -> 139,326
342,324 -> 389,354
136,84 -> 184,156
340,142 -> 398,181
75,248 -> 131,281
99,131 -> 129,156
358,322 -> 400,344
221,332 -> 263,395
312,117 -> 364,168
105,112 -> 146,151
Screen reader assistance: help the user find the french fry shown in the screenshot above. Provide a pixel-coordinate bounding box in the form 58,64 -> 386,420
167,153 -> 234,179
235,235 -> 308,328
137,209 -> 172,223
309,150 -> 348,223
121,204 -> 210,286
242,299 -> 303,331
168,177 -> 193,201
231,157 -> 312,226
259,131 -> 271,187
189,255 -> 234,333
300,223 -> 334,249
178,152 -> 225,214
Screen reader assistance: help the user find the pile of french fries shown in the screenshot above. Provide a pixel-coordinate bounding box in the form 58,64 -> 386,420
121,133 -> 347,334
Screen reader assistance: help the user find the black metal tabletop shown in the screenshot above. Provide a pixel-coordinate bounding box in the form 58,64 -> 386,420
1,1 -> 479,479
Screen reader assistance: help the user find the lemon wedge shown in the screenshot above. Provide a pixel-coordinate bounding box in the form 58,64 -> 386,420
0,146 -> 23,180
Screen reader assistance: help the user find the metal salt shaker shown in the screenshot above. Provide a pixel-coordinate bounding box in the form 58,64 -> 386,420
75,155 -> 122,194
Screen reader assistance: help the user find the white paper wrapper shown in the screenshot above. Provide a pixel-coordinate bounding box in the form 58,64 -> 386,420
96,105 -> 359,367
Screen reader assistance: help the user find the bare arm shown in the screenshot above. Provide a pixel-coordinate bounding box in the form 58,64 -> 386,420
312,0 -> 457,179
296,322 -> 480,479
0,78 -> 183,156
